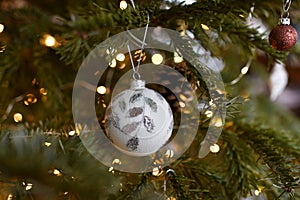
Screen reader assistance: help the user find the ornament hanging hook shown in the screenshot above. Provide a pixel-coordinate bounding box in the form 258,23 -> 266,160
281,0 -> 292,19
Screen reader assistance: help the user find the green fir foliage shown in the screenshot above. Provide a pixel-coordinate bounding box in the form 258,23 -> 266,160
0,0 -> 300,199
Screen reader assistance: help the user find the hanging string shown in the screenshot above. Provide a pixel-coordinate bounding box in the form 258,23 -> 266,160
126,0 -> 150,80
136,15 -> 150,73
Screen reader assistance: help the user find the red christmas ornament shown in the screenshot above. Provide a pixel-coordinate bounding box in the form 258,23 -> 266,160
269,18 -> 298,51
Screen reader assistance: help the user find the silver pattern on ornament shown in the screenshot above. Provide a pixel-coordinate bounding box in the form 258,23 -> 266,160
104,79 -> 174,156
143,116 -> 154,133
145,97 -> 157,112
121,122 -> 140,135
127,137 -> 139,151
127,107 -> 144,118
118,99 -> 126,112
129,93 -> 143,104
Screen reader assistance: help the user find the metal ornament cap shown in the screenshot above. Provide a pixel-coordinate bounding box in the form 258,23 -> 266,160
104,79 -> 174,157
269,19 -> 298,51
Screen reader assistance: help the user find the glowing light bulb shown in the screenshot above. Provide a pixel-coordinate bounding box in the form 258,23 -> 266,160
0,24 -> 4,33
254,189 -> 260,196
44,142 -> 52,147
179,94 -> 187,101
134,50 -> 146,62
241,66 -> 249,75
109,166 -> 114,172
24,94 -> 37,106
7,194 -> 13,200
116,53 -> 125,62
40,88 -> 48,96
69,130 -> 76,136
43,34 -> 56,47
174,56 -> 183,63
151,53 -> 163,65
25,183 -> 33,191
97,86 -> 107,94
174,52 -> 183,63
120,0 -> 128,10
167,197 -> 177,200
210,144 -> 220,153
152,167 -> 163,176
13,113 -> 23,122
112,158 -> 122,165
205,110 -> 213,118
53,169 -> 62,176
165,149 -> 174,158
201,24 -> 210,30
179,101 -> 186,108
109,58 -> 117,68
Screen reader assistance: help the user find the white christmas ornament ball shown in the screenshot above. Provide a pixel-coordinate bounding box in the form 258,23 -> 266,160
105,79 -> 173,156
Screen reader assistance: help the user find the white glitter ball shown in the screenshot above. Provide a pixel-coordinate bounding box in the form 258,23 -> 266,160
105,79 -> 173,156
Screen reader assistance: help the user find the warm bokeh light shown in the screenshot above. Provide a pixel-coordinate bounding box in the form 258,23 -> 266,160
254,190 -> 260,196
119,0 -> 128,10
152,167 -> 163,176
97,86 -> 107,94
174,52 -> 183,63
205,110 -> 213,118
174,55 -> 183,63
165,149 -> 174,158
151,53 -> 163,65
69,130 -> 76,136
25,183 -> 33,191
201,24 -> 210,30
167,197 -> 177,200
13,113 -> 23,122
109,58 -> 117,68
118,63 -> 126,69
179,101 -> 186,108
53,169 -> 62,176
40,88 -> 48,95
44,142 -> 52,147
116,53 -> 125,62
24,94 -> 37,106
134,50 -> 146,62
241,66 -> 249,75
179,94 -> 187,101
112,158 -> 122,165
7,194 -> 14,200
210,144 -> 220,153
0,24 -> 4,33
43,34 -> 57,47
108,166 -> 114,172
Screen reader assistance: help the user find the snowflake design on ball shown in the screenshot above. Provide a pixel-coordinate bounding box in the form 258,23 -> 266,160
127,137 -> 139,151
